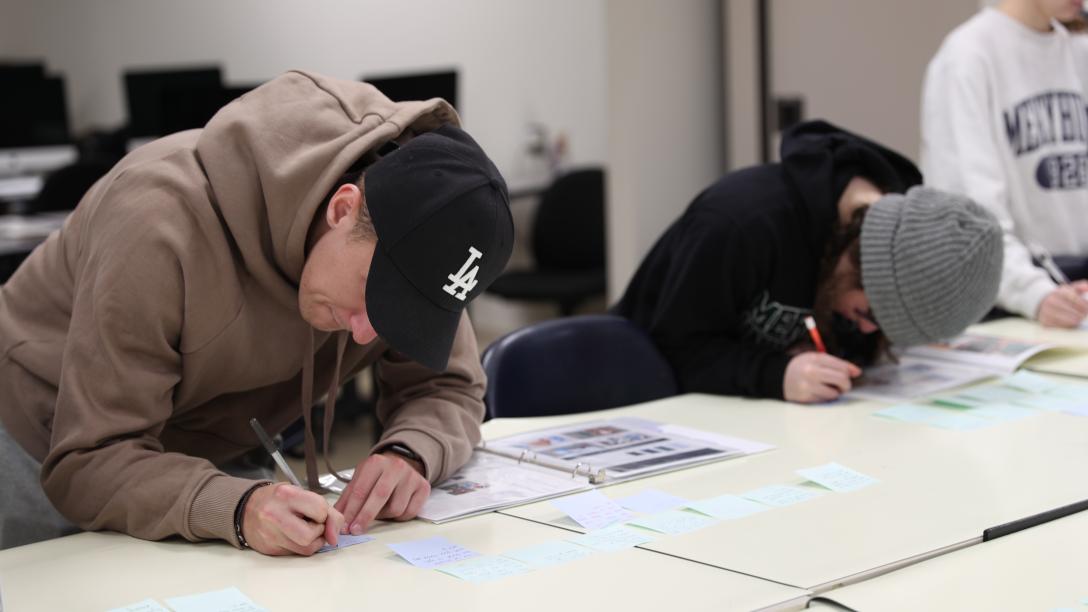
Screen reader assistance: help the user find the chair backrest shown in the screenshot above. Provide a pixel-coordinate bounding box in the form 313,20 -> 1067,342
481,314 -> 677,419
532,167 -> 605,270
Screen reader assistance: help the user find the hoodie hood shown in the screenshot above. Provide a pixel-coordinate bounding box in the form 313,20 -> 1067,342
779,120 -> 923,250
195,70 -> 459,300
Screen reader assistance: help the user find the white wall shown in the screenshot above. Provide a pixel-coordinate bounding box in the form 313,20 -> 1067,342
724,0 -> 762,170
769,0 -> 979,162
1,0 -> 608,188
605,0 -> 725,300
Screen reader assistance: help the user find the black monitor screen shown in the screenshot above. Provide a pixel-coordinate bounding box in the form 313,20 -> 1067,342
124,67 -> 223,137
0,66 -> 70,148
362,70 -> 458,110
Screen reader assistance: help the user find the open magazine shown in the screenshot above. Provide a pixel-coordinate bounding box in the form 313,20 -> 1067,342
323,417 -> 773,523
848,334 -> 1057,402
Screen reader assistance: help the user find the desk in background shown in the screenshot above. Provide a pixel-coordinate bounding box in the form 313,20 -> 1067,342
807,509 -> 1088,612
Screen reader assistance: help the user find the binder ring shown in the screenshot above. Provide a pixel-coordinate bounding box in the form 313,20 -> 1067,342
518,449 -> 528,464
572,462 -> 583,478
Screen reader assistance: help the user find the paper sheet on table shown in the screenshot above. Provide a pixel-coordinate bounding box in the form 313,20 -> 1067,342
165,587 -> 265,612
615,489 -> 690,513
436,556 -> 533,583
503,540 -> 594,568
741,485 -> 823,507
627,509 -> 718,535
687,494 -> 770,520
107,599 -> 169,612
1002,371 -> 1062,393
797,463 -> 878,492
317,533 -> 374,553
568,524 -> 654,552
550,490 -> 634,530
387,536 -> 479,568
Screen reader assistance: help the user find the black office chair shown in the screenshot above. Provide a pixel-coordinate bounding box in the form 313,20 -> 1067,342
480,314 -> 678,419
486,167 -> 605,316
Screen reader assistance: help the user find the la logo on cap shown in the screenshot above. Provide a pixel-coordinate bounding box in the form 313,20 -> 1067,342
443,246 -> 483,301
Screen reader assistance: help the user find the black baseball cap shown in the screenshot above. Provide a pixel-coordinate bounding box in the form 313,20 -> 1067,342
364,124 -> 514,371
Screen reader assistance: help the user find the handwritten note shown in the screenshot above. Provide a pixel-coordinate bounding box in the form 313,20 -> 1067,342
876,404 -> 991,431
616,489 -> 690,514
797,463 -> 878,492
436,556 -> 534,583
107,599 -> 170,612
550,490 -> 634,530
627,509 -> 718,535
165,587 -> 265,612
741,485 -> 822,507
503,540 -> 594,568
1002,371 -> 1061,394
317,533 -> 375,554
387,536 -> 479,568
687,494 -> 770,520
568,524 -> 654,552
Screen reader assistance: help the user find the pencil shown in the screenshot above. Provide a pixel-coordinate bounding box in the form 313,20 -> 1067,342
804,316 -> 827,353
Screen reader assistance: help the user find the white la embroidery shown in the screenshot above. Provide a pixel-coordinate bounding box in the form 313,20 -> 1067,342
443,246 -> 483,301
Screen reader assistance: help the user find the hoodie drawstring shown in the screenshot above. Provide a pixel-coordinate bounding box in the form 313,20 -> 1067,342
301,329 -> 353,493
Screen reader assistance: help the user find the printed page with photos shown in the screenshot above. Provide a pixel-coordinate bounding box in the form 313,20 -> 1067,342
418,418 -> 767,523
418,453 -> 590,523
848,334 -> 1057,402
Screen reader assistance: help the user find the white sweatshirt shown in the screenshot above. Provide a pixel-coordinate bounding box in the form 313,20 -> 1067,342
921,8 -> 1088,319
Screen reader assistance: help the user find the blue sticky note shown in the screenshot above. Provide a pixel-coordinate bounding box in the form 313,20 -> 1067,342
387,536 -> 479,568
1002,371 -> 1061,394
741,485 -> 822,507
956,384 -> 1029,404
503,540 -> 594,568
687,494 -> 770,520
436,555 -> 534,583
616,489 -> 690,514
107,599 -> 170,612
317,533 -> 375,553
876,404 -> 990,431
966,403 -> 1036,422
165,587 -> 265,612
550,490 -> 634,530
797,462 -> 878,492
627,509 -> 718,535
568,524 -> 654,552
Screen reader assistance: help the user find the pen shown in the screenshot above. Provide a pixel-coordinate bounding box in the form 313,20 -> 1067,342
804,315 -> 827,353
1029,242 -> 1071,285
249,418 -> 303,488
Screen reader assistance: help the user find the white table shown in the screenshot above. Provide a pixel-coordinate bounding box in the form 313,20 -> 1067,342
806,509 -> 1088,611
484,390 -> 1088,592
0,508 -> 810,612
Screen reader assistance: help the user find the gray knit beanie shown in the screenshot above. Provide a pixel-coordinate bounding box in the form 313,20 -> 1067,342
860,186 -> 1003,347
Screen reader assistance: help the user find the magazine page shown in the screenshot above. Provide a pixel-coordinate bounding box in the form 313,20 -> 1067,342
902,334 -> 1056,375
847,356 -> 997,402
484,418 -> 747,482
418,452 -> 591,523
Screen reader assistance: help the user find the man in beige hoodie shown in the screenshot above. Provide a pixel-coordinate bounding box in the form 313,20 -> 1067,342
0,71 -> 514,556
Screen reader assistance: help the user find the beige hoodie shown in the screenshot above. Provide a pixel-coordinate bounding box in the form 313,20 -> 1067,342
0,71 -> 487,546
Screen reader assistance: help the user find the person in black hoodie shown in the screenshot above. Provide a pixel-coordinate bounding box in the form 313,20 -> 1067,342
613,121 -> 1004,403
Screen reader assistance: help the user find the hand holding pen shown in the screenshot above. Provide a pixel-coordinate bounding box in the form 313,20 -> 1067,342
1030,243 -> 1088,328
782,316 -> 862,404
240,418 -> 344,556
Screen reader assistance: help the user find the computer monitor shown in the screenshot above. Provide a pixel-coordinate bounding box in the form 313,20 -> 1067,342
0,67 -> 70,148
0,64 -> 76,179
362,69 -> 458,110
123,66 -> 223,138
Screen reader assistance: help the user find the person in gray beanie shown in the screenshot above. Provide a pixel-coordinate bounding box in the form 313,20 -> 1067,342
613,120 -> 1003,404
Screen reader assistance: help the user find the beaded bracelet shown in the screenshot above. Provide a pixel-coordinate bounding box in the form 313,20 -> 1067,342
234,481 -> 272,549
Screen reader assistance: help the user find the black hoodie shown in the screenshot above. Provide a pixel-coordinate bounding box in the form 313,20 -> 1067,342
612,121 -> 922,399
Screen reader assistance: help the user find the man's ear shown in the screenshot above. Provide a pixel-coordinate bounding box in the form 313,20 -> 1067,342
326,183 -> 362,229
